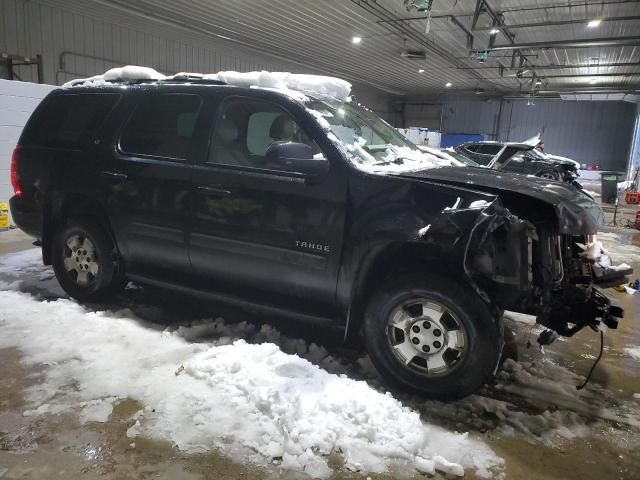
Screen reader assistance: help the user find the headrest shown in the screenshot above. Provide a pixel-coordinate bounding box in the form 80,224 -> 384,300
216,119 -> 238,143
269,114 -> 291,140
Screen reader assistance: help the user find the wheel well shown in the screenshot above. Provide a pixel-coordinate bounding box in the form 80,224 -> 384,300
42,192 -> 117,265
345,242 -> 465,340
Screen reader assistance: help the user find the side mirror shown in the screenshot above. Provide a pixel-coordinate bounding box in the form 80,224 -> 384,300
266,142 -> 329,178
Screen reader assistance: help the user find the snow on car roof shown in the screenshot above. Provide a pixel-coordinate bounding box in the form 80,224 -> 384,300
63,65 -> 353,102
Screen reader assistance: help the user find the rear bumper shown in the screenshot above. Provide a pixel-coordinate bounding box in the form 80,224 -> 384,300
9,195 -> 42,238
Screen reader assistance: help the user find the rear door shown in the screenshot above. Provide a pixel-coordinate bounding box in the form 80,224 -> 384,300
188,93 -> 347,307
102,92 -> 205,274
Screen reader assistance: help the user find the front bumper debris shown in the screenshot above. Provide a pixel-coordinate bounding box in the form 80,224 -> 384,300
537,284 -> 623,337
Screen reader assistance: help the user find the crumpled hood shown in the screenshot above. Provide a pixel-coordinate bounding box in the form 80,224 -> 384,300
399,166 -> 604,235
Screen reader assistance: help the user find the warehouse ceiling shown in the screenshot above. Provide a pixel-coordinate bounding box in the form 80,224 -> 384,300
93,0 -> 640,97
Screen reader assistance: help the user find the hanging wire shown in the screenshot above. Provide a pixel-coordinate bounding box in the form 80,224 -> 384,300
576,330 -> 604,390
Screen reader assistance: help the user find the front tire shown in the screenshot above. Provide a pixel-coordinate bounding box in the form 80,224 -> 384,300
363,273 -> 503,400
52,218 -> 124,301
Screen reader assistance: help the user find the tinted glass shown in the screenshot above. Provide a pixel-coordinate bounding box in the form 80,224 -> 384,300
22,93 -> 120,148
476,144 -> 502,155
208,97 -> 319,169
120,94 -> 201,160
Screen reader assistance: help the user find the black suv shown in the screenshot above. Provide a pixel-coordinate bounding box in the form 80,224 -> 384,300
10,75 -> 626,400
456,141 -> 579,182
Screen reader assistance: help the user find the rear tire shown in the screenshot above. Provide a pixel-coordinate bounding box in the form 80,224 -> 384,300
363,273 -> 503,400
51,218 -> 124,301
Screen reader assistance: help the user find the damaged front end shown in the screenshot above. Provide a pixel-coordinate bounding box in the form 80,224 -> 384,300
444,198 -> 628,343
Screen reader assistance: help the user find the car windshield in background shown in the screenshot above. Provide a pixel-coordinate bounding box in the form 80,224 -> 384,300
304,99 -> 458,172
448,150 -> 480,167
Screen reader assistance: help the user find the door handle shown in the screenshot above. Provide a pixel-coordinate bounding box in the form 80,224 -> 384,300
196,185 -> 232,197
101,171 -> 128,182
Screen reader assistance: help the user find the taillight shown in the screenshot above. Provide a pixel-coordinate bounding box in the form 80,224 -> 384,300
11,144 -> 23,196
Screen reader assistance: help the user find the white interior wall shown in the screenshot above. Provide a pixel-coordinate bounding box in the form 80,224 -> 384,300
0,79 -> 57,221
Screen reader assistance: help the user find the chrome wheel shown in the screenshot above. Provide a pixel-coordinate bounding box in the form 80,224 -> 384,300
387,298 -> 467,377
63,235 -> 99,286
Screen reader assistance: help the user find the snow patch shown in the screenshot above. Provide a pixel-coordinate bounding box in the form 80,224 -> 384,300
64,66 -> 352,101
597,232 -> 640,264
624,347 -> 640,361
0,290 -> 502,478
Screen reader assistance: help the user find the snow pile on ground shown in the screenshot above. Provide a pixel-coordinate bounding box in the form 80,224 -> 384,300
618,180 -> 633,191
582,189 -> 600,198
416,357 -> 640,446
0,290 -> 502,478
63,65 -> 352,101
597,231 -> 640,265
494,359 -> 640,428
578,236 -> 633,277
0,247 -> 45,275
624,347 -> 640,361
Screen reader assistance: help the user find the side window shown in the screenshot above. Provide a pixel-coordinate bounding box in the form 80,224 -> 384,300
22,93 -> 120,148
119,94 -> 201,160
464,144 -> 478,153
208,97 -> 320,169
477,145 -> 502,155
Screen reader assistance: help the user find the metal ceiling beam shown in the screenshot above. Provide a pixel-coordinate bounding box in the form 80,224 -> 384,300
486,72 -> 640,80
473,0 -> 516,44
490,36 -> 640,51
457,61 -> 640,70
496,0 -> 639,15
449,16 -> 474,50
376,2 -> 640,24
474,16 -> 640,31
350,0 -> 488,84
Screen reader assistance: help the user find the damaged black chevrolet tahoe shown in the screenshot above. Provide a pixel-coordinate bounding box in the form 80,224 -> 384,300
10,75 -> 629,400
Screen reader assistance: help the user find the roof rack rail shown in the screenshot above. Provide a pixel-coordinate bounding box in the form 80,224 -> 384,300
160,77 -> 226,85
160,73 -> 226,85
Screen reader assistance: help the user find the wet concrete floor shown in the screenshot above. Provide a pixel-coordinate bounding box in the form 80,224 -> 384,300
1,227 -> 640,479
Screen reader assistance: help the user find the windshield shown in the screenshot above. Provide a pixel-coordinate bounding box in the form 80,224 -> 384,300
445,149 -> 481,167
304,99 -> 459,172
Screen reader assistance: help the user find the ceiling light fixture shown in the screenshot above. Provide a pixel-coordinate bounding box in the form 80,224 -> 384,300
445,82 -> 452,87
352,36 -> 362,44
489,28 -> 500,35
587,19 -> 601,27
418,68 -> 425,73
535,80 -> 542,85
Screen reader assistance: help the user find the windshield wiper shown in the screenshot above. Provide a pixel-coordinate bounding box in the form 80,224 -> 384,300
374,156 -> 411,166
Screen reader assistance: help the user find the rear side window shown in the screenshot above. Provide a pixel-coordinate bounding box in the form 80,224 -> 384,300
119,94 -> 201,160
476,144 -> 502,155
22,93 -> 120,148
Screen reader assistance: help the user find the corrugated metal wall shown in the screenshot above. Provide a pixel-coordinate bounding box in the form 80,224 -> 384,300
497,100 -> 636,171
404,96 -> 637,170
0,0 -> 396,119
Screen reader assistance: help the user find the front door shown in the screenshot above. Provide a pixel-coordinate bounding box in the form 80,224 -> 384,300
188,95 -> 347,307
102,93 -> 203,274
